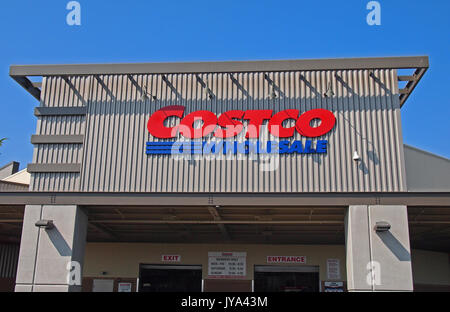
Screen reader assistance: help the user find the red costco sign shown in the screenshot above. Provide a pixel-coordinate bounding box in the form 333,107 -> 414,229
147,105 -> 336,139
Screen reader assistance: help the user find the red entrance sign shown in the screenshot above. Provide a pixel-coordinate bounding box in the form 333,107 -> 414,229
267,256 -> 306,264
147,105 -> 336,139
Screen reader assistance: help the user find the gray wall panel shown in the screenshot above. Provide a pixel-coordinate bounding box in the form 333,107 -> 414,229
0,181 -> 29,191
404,145 -> 450,192
30,69 -> 406,192
29,76 -> 89,191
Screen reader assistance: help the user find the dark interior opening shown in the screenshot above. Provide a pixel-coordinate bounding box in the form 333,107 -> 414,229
138,264 -> 202,292
254,266 -> 319,292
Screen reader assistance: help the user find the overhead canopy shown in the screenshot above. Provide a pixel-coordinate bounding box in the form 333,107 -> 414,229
10,56 -> 429,107
0,204 -> 449,252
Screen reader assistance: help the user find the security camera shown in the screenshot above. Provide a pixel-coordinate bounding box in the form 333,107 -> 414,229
374,221 -> 391,232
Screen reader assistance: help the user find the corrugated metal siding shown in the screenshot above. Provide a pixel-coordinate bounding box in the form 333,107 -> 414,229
0,244 -> 19,278
30,76 -> 90,191
0,181 -> 29,191
31,69 -> 406,192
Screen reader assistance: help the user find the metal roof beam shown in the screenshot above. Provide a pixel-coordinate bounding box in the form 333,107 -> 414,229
0,192 -> 449,206
398,75 -> 416,82
11,75 -> 41,100
207,206 -> 231,240
90,220 -> 344,225
9,56 -> 429,76
399,67 -> 428,107
88,223 -> 119,240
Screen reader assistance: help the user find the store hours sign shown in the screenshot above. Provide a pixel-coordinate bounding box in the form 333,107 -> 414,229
208,252 -> 246,278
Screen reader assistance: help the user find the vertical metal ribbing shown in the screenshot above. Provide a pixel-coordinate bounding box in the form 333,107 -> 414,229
0,244 -> 19,278
361,70 -> 372,191
387,69 -> 397,191
347,70 -> 357,192
343,70 -> 351,192
32,69 -> 405,193
377,69 -> 387,192
93,75 -> 103,192
136,74 -> 144,192
135,75 -> 142,192
391,69 -> 407,191
131,75 -> 139,193
124,74 -> 132,192
0,244 -> 5,277
30,76 -> 88,191
371,70 -> 381,191
292,72 -> 299,191
383,69 -> 393,191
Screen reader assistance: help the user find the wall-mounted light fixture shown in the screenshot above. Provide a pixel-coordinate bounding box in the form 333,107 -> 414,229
374,221 -> 391,232
353,151 -> 361,161
35,219 -> 54,230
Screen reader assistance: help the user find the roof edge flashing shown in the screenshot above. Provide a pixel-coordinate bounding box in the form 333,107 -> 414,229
9,56 -> 429,76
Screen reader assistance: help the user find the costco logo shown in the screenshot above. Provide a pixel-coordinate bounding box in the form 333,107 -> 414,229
145,105 -> 336,155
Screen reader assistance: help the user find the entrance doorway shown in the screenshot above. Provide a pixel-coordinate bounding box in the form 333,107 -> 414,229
254,265 -> 320,292
138,264 -> 202,292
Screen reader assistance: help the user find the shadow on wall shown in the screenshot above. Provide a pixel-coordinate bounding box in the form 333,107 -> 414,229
376,231 -> 411,261
358,160 -> 369,175
46,226 -> 72,257
367,150 -> 380,165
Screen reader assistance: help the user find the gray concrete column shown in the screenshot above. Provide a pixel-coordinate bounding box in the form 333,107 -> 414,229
15,205 -> 88,292
345,205 -> 413,292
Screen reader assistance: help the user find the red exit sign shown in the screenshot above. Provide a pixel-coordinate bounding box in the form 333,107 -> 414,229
161,255 -> 181,262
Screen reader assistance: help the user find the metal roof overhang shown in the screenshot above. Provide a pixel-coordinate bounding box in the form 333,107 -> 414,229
10,56 -> 429,107
0,191 -> 449,206
1,204 -> 449,252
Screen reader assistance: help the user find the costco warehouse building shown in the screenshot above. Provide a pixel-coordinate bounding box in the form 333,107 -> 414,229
0,56 -> 449,292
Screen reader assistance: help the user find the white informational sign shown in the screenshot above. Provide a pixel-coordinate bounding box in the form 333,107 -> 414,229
324,281 -> 344,292
118,282 -> 132,292
161,254 -> 181,262
208,252 -> 246,278
267,256 -> 306,264
327,259 -> 341,280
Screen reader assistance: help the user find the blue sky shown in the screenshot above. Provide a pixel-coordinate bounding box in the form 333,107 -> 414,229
0,0 -> 449,169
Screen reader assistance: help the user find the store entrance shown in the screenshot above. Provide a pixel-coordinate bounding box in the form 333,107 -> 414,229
254,266 -> 320,292
138,264 -> 202,292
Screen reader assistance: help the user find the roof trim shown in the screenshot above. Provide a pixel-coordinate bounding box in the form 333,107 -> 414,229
10,56 -> 429,76
10,56 -> 429,105
0,161 -> 19,172
0,191 -> 448,206
404,144 -> 450,162
0,180 -> 29,187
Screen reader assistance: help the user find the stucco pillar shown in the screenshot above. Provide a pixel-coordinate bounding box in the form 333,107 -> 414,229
15,205 -> 87,292
345,205 -> 413,291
